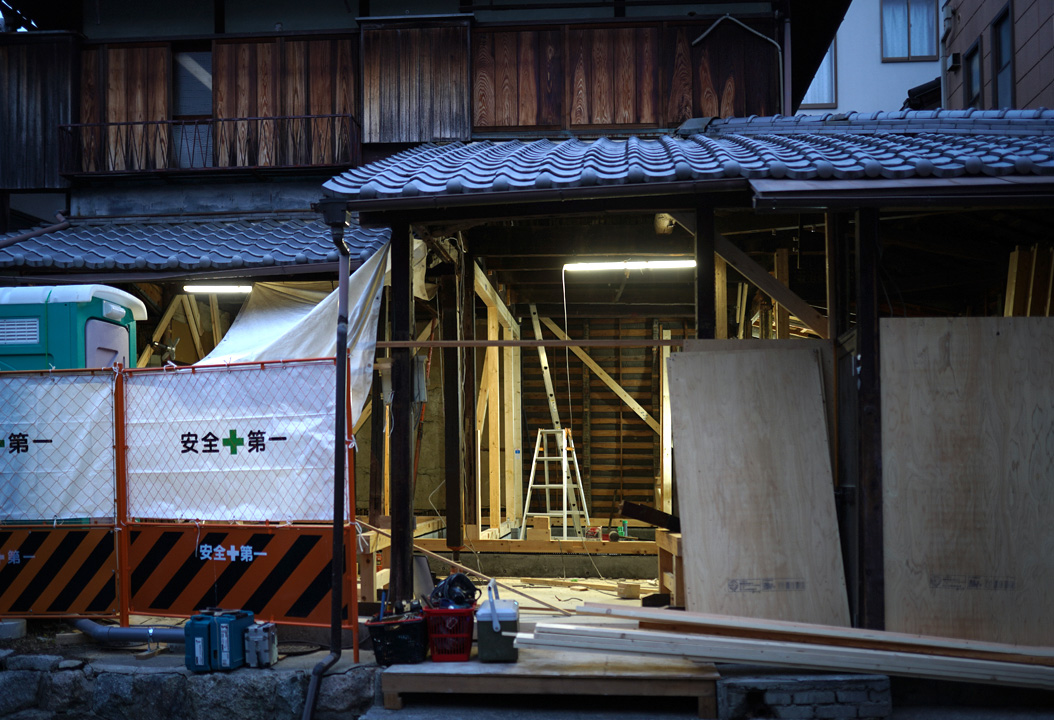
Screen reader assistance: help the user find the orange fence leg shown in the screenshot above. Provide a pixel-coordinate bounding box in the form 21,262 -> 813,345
114,364 -> 132,627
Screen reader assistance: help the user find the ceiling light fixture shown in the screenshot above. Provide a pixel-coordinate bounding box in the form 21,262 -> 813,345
563,259 -> 697,272
182,285 -> 253,294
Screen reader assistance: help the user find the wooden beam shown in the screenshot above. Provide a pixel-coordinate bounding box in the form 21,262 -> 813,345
669,212 -> 829,339
488,307 -> 501,530
474,262 -> 519,337
389,224 -> 415,604
1005,246 -> 1033,316
715,255 -> 728,339
503,323 -> 521,524
208,294 -> 222,348
137,294 -> 183,367
540,316 -> 660,435
438,271 -> 463,551
1028,245 -> 1052,317
180,295 -> 205,361
695,206 -> 716,339
774,248 -> 791,339
659,329 -> 673,514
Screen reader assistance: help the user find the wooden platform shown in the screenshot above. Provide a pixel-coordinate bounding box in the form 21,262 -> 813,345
381,648 -> 720,717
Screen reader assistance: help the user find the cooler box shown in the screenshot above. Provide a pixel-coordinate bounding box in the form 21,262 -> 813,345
476,581 -> 519,663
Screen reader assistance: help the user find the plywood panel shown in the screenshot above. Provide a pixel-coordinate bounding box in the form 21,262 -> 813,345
667,347 -> 848,625
881,317 -> 1054,645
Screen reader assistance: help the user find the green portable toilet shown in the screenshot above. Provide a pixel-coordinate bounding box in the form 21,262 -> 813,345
0,285 -> 148,371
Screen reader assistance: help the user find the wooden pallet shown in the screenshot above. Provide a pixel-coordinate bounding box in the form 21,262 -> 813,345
381,648 -> 720,717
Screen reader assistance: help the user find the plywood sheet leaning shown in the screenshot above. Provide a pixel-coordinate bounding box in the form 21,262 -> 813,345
881,317 -> 1054,645
666,346 -> 849,626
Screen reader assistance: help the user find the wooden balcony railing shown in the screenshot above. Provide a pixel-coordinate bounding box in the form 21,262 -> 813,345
59,115 -> 360,174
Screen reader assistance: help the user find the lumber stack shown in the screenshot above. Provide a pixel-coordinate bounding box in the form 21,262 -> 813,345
514,604 -> 1054,690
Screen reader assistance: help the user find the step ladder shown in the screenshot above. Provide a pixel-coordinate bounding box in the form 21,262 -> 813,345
519,428 -> 590,540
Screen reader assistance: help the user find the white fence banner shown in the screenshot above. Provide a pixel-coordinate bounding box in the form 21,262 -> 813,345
125,361 -> 341,522
0,373 -> 116,520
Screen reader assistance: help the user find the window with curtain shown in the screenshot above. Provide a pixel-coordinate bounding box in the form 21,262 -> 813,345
801,43 -> 837,108
992,7 -> 1014,109
964,39 -> 983,108
882,0 -> 937,61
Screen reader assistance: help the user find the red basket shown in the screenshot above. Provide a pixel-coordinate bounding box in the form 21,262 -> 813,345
423,606 -> 475,661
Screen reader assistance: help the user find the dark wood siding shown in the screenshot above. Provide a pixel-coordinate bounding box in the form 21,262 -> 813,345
362,19 -> 471,143
474,19 -> 779,133
0,33 -> 79,189
213,37 -> 358,167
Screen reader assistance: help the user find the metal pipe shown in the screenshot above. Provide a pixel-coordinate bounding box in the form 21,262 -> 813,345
72,618 -> 184,645
302,201 -> 351,720
0,213 -> 70,251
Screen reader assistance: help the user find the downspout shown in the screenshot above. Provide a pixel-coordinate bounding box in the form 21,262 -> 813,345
303,198 -> 352,720
72,618 -> 184,645
692,14 -> 787,116
0,213 -> 71,251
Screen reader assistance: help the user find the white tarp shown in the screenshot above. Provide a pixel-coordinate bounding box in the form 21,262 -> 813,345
200,241 -> 390,430
124,361 -> 340,522
0,374 -> 115,520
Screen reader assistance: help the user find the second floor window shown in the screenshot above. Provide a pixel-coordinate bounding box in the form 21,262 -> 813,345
964,39 -> 983,108
801,43 -> 837,109
882,0 -> 938,61
992,7 -> 1014,109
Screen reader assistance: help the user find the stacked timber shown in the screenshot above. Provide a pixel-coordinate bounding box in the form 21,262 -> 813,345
514,603 -> 1054,690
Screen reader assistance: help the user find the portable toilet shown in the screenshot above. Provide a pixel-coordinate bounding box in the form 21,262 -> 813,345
0,285 -> 148,371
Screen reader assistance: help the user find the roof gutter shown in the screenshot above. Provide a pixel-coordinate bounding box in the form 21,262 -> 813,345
0,213 -> 71,251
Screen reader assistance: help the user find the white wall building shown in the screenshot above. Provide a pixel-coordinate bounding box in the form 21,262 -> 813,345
801,0 -> 942,114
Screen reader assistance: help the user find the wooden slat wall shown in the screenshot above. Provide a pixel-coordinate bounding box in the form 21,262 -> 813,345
81,45 -> 169,172
520,319 -> 686,520
882,317 -> 1054,645
473,19 -> 777,132
0,34 -> 78,189
213,37 -> 358,168
362,21 -> 471,143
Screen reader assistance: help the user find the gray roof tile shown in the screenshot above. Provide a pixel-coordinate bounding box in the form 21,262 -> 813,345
0,217 -> 389,274
325,111 -> 1054,201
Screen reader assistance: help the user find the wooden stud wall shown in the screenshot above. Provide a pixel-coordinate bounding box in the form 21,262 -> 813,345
520,318 -> 687,519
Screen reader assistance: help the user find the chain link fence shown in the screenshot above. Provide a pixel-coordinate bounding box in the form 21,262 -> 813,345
0,371 -> 116,521
124,360 -> 344,523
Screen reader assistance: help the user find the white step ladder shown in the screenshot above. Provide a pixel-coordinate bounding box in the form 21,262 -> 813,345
519,428 -> 590,540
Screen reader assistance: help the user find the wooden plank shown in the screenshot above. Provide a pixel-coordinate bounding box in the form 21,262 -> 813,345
495,31 -> 518,127
517,31 -> 538,125
473,31 -> 495,128
589,29 -> 613,125
415,537 -> 654,556
474,263 -> 519,335
1028,245 -> 1052,317
522,624 -> 1054,689
519,577 -> 620,592
664,27 -> 693,126
540,317 -> 660,434
257,42 -> 277,166
578,603 -> 1054,666
137,295 -> 182,367
503,324 -> 519,524
667,346 -> 848,625
208,294 -> 222,348
774,248 -> 790,339
613,28 -> 635,124
538,29 -> 562,126
881,318 -> 1054,645
1004,246 -> 1033,316
569,29 -> 589,126
659,329 -> 673,514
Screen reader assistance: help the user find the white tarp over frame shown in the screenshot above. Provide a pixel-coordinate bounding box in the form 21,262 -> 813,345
200,241 -> 390,430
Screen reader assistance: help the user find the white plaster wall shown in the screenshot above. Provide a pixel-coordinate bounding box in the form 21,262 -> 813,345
805,0 -> 941,114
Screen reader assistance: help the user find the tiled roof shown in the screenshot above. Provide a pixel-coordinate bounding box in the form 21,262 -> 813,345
323,110 -> 1054,201
0,216 -> 389,274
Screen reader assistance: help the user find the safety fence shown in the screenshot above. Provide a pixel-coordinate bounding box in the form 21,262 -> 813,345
0,360 -> 357,626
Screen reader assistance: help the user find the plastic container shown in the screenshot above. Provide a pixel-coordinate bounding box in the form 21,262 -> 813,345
476,580 -> 519,663
366,612 -> 428,666
212,609 -> 254,670
423,605 -> 475,661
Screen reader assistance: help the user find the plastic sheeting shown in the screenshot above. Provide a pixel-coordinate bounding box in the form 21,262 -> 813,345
200,242 -> 390,430
0,373 -> 115,521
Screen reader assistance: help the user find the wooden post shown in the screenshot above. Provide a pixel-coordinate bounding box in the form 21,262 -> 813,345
438,270 -> 463,550
695,207 -> 717,339
488,307 -> 501,529
1004,246 -> 1033,316
855,208 -> 884,630
826,213 -> 851,339
715,256 -> 728,339
389,224 -> 414,604
1028,245 -> 1052,317
208,294 -> 222,348
774,248 -> 790,339
462,251 -> 477,531
503,322 -> 520,525
660,329 -> 673,515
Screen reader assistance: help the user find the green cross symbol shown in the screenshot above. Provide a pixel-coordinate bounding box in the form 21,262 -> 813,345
222,429 -> 245,455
